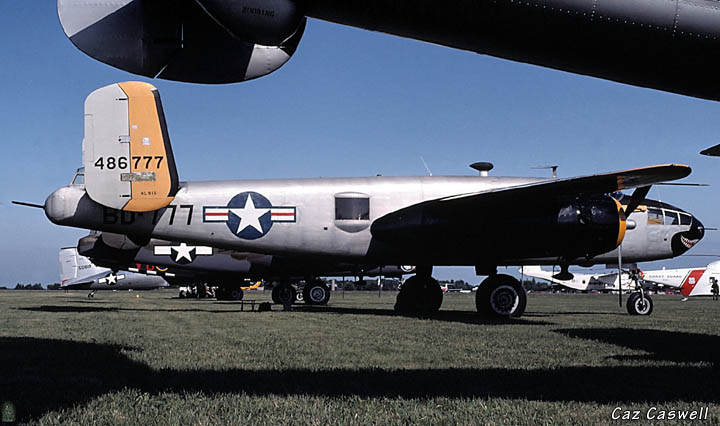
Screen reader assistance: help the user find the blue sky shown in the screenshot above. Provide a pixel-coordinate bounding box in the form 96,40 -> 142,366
1,3 -> 719,285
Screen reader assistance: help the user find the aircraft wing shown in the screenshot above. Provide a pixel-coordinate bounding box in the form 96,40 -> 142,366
371,165 -> 690,254
700,144 -> 720,157
374,165 -> 689,229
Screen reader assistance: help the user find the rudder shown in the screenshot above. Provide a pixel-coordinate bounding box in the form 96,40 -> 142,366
83,82 -> 179,212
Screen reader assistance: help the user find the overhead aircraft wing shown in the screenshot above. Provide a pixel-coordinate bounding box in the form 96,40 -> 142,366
372,164 -> 690,249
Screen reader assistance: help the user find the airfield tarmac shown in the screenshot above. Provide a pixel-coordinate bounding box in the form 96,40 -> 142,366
1,290 -> 718,425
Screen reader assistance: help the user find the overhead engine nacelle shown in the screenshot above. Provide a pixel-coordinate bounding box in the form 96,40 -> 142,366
195,0 -> 304,46
57,0 -> 306,83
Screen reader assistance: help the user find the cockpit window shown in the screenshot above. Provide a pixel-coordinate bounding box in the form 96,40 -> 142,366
335,197 -> 370,220
679,213 -> 692,226
71,167 -> 85,185
663,210 -> 680,226
647,207 -> 663,225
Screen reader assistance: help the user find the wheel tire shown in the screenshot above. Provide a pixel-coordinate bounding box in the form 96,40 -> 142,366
272,285 -> 296,305
394,276 -> 443,313
215,287 -> 227,301
476,274 -> 527,318
229,287 -> 244,301
303,281 -> 331,305
626,293 -> 653,316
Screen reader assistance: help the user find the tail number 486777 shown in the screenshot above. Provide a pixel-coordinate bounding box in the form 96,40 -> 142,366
94,156 -> 164,170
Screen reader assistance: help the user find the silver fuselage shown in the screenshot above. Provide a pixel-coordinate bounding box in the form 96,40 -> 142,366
45,175 -> 699,268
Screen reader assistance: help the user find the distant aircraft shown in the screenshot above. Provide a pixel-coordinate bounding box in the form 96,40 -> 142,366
59,247 -> 168,297
21,82 -> 704,318
57,0 -> 720,100
642,262 -> 720,298
523,260 -> 720,315
521,266 -> 622,293
75,230 -> 413,304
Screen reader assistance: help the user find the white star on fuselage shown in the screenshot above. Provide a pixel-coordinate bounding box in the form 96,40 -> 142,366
229,194 -> 269,235
106,274 -> 117,284
172,243 -> 195,262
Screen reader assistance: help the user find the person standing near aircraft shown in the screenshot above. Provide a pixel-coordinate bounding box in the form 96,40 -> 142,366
711,277 -> 719,301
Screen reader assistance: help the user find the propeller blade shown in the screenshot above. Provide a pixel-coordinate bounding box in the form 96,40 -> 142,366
11,201 -> 44,209
623,185 -> 652,217
618,244 -> 623,307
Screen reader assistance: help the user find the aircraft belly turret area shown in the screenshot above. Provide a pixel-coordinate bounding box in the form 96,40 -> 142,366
33,82 -> 703,318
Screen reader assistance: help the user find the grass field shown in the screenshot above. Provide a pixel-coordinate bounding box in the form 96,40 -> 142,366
1,289 -> 719,425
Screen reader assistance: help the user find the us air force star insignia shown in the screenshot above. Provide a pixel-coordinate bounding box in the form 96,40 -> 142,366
99,273 -> 125,285
154,243 -> 214,265
203,191 -> 296,240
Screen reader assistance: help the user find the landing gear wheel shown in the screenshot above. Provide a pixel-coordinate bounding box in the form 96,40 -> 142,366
215,287 -> 227,301
626,292 -> 653,315
394,276 -> 443,314
216,286 -> 243,301
272,284 -> 296,305
303,281 -> 331,305
476,274 -> 527,318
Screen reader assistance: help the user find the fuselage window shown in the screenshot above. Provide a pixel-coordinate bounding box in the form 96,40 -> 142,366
679,213 -> 692,226
335,198 -> 370,220
663,210 -> 679,226
647,207 -> 663,225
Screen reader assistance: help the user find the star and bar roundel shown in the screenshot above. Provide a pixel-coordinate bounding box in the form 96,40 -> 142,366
203,192 -> 296,240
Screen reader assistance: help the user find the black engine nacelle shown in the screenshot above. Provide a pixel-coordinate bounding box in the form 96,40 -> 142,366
196,0 -> 304,46
371,193 -> 626,265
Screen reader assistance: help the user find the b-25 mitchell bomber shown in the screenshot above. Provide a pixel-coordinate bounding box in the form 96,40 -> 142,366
30,82 -> 704,318
58,0 -> 720,100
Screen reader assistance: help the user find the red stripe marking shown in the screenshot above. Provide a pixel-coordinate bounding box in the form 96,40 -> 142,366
681,269 -> 705,296
205,213 -> 228,216
271,213 -> 295,216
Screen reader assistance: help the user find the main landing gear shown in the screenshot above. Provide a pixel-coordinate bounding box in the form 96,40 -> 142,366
393,269 -> 528,318
476,274 -> 527,318
394,270 -> 443,314
624,269 -> 653,316
87,290 -> 96,299
216,284 -> 244,301
271,280 -> 332,306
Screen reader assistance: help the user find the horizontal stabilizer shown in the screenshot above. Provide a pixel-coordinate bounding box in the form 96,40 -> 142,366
83,82 -> 179,212
57,0 -> 306,83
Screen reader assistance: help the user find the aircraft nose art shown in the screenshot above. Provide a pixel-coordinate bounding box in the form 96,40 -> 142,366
672,216 -> 705,256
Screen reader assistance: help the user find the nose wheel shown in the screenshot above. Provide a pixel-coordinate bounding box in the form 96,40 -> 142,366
626,291 -> 653,315
476,274 -> 527,318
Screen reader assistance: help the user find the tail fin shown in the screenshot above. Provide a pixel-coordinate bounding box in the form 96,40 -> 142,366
59,247 -> 79,283
83,82 -> 179,212
60,247 -> 107,285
